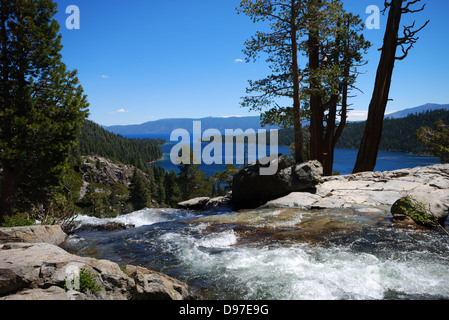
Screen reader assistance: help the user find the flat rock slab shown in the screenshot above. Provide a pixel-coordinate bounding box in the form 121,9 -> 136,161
264,164 -> 449,214
0,225 -> 67,246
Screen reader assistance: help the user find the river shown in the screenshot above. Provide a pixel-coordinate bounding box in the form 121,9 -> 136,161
63,133 -> 447,300
64,205 -> 449,300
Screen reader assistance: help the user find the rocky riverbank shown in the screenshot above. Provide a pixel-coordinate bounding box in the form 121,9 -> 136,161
263,163 -> 449,213
0,225 -> 199,300
179,158 -> 449,228
2,161 -> 448,300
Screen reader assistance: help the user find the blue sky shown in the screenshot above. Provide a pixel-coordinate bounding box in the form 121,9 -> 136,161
54,0 -> 449,126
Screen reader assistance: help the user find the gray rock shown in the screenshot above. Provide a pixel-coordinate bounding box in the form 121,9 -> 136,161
391,193 -> 449,227
81,156 -> 135,188
0,242 -> 198,300
312,196 -> 347,209
0,225 -> 67,246
232,156 -> 323,209
262,192 -> 322,209
125,265 -> 198,300
178,197 -> 211,210
0,286 -> 71,301
262,164 -> 449,220
206,195 -> 232,209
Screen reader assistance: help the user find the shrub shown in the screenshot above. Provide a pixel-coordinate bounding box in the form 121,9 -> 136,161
0,214 -> 35,228
65,268 -> 103,295
397,197 -> 438,228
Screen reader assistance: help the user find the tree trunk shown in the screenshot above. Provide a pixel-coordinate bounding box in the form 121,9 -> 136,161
0,167 -> 20,222
291,0 -> 304,164
323,101 -> 337,176
353,0 -> 404,173
308,31 -> 324,165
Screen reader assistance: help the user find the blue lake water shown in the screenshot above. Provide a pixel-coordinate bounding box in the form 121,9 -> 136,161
124,132 -> 441,176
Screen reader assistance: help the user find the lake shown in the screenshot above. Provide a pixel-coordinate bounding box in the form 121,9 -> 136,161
124,132 -> 441,176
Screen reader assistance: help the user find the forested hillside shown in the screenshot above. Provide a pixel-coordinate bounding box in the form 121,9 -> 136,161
63,120 -> 226,218
273,110 -> 449,155
336,110 -> 449,154
75,120 -> 165,169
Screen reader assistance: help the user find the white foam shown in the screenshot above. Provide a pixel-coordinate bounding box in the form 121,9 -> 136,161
73,208 -> 175,229
197,230 -> 238,249
160,231 -> 449,300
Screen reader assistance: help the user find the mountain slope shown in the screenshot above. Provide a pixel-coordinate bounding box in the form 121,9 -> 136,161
386,103 -> 449,119
105,116 -> 280,134
336,109 -> 449,154
77,120 -> 165,169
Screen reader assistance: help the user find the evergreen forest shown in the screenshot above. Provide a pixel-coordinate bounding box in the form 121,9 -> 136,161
272,110 -> 449,156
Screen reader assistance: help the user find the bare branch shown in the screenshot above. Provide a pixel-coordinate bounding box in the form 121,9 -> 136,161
395,19 -> 429,60
381,0 -> 391,15
402,0 -> 427,14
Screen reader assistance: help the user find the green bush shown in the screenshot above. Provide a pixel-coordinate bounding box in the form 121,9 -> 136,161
0,214 -> 35,228
398,197 -> 438,227
65,268 -> 103,295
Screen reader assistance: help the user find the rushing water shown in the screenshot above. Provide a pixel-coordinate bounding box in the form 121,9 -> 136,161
68,133 -> 444,300
64,207 -> 449,300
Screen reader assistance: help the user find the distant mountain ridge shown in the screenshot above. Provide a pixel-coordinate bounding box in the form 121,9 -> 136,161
103,103 -> 448,135
105,116 -> 280,134
386,103 -> 449,119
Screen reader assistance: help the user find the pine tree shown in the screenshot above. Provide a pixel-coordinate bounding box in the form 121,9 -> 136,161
175,147 -> 212,201
417,120 -> 449,164
238,0 -> 307,163
128,169 -> 151,211
238,0 -> 370,175
306,1 -> 370,175
353,0 -> 429,173
0,0 -> 89,222
164,170 -> 181,208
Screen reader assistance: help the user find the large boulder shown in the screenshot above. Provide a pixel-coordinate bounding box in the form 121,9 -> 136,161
0,225 -> 67,246
0,242 -> 199,300
232,156 -> 323,209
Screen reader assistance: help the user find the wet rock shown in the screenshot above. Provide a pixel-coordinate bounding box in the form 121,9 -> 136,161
178,197 -> 211,210
93,222 -> 134,231
206,195 -> 232,210
178,193 -> 233,211
262,192 -> 321,209
232,156 -> 323,209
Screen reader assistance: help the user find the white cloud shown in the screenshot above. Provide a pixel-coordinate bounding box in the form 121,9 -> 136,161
109,108 -> 130,114
219,115 -> 246,118
101,75 -> 109,79
346,110 -> 368,122
234,59 -> 244,63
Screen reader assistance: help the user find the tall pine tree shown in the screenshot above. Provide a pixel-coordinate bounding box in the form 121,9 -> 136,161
238,0 -> 370,175
128,168 -> 151,211
353,0 -> 428,173
0,0 -> 89,222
